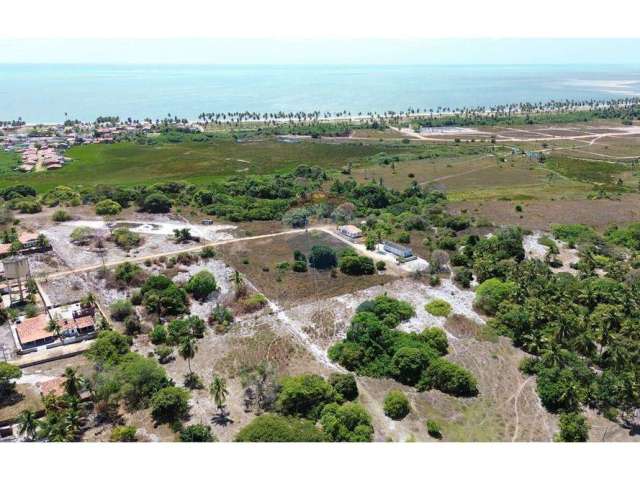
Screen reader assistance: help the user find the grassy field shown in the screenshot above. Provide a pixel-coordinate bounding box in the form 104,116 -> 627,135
0,139 -> 413,191
0,150 -> 19,176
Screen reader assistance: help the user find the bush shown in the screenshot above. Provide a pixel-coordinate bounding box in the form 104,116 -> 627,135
109,299 -> 134,322
70,226 -> 94,245
319,402 -> 374,442
150,386 -> 190,424
383,390 -> 410,420
555,412 -> 589,442
356,295 -> 415,328
475,278 -> 517,315
96,199 -> 122,216
143,193 -> 172,213
149,325 -> 167,345
339,255 -> 375,275
17,198 -> 41,214
426,419 -> 442,439
328,373 -> 358,401
141,275 -> 188,316
200,246 -> 216,258
241,293 -> 267,313
186,270 -> 217,301
396,231 -> 411,244
425,299 -> 451,317
235,414 -> 326,442
0,361 -> 22,397
418,358 -> 478,396
309,245 -> 338,270
454,267 -> 473,288
85,330 -> 130,366
419,327 -> 449,356
391,347 -> 431,386
154,345 -> 174,364
110,425 -> 137,442
376,260 -> 386,271
180,424 -> 217,442
114,262 -> 143,285
112,228 -> 141,250
292,260 -> 308,272
276,374 -> 340,420
52,209 -> 71,222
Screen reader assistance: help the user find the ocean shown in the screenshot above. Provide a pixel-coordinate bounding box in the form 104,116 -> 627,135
1,64 -> 640,123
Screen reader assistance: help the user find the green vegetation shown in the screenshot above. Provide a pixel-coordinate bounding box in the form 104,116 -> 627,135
150,386 -> 190,425
383,390 -> 410,420
339,249 -> 375,275
329,294 -> 476,396
425,299 -> 452,317
0,362 -> 22,399
141,275 -> 189,316
547,156 -> 627,185
474,278 -> 517,315
52,209 -> 72,222
186,270 -> 218,301
555,412 -> 589,442
180,424 -> 217,442
309,244 -> 338,270
95,199 -> 122,215
235,414 -> 327,442
328,373 -> 359,401
110,425 -> 137,442
275,374 -> 341,420
319,402 -> 374,442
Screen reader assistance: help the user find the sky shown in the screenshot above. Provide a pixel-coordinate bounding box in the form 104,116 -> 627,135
1,0 -> 640,64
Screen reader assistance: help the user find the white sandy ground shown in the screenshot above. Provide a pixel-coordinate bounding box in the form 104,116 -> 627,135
523,232 -> 581,274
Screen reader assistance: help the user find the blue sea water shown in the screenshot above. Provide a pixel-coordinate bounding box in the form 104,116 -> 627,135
1,64 -> 640,123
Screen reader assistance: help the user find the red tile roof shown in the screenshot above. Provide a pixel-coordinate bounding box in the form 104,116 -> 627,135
16,312 -> 95,346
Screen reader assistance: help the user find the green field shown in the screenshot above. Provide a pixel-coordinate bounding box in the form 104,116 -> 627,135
0,139 -> 499,192
0,150 -> 19,176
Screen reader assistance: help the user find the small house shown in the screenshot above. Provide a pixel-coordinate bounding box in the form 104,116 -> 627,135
338,225 -> 363,239
383,240 -> 414,259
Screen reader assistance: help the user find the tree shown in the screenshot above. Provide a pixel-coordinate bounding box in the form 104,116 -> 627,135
555,412 -> 589,442
308,245 -> 338,270
62,367 -> 82,398
339,255 -> 375,275
150,386 -> 190,424
17,409 -> 38,441
109,299 -> 134,322
173,228 -> 193,244
178,335 -> 197,381
235,414 -> 326,442
0,362 -> 22,399
418,358 -> 478,397
86,330 -> 130,366
475,278 -> 517,315
328,373 -> 359,401
186,270 -> 217,301
143,193 -> 172,213
180,424 -> 217,442
46,317 -> 63,343
210,374 -> 229,415
276,374 -> 340,420
391,347 -> 431,386
383,390 -> 410,420
319,402 -> 374,442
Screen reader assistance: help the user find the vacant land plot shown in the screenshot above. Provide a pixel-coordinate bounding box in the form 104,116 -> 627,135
450,194 -> 640,231
218,230 -> 394,307
0,150 -> 19,175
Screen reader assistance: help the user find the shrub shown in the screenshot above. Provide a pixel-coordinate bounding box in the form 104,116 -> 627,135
555,412 -> 589,442
0,361 -> 22,397
180,424 -> 217,442
356,295 -> 415,328
454,267 -> 473,288
150,324 -> 168,345
319,402 -> 374,442
109,299 -> 134,322
85,330 -> 130,366
383,390 -> 410,420
339,255 -> 375,275
328,373 -> 358,401
425,299 -> 451,317
143,193 -> 172,213
292,260 -> 308,272
241,293 -> 267,313
200,246 -> 216,258
396,231 -> 411,244
419,327 -> 449,356
52,209 -> 71,222
111,228 -> 141,250
150,386 -> 190,424
418,358 -> 478,396
114,262 -> 143,285
235,414 -> 326,442
309,245 -> 338,270
426,419 -> 442,439
24,303 -> 38,318
70,226 -> 94,245
391,347 -> 431,386
141,275 -> 188,316
17,198 -> 41,214
475,278 -> 517,315
186,270 -> 217,301
110,425 -> 137,442
96,199 -> 122,216
154,345 -> 174,364
376,260 -> 386,271
276,374 -> 340,420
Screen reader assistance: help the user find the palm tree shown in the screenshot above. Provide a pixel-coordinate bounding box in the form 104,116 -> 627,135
210,375 -> 228,416
46,317 -> 63,343
62,367 -> 81,398
178,336 -> 197,374
17,409 -> 38,441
